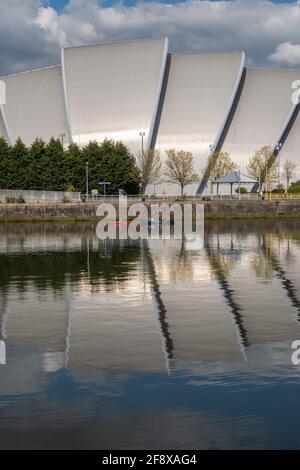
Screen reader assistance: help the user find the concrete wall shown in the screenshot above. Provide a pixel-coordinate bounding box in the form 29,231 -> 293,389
1,200 -> 300,219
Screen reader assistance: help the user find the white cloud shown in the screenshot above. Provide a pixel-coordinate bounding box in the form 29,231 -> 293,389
1,0 -> 300,76
268,42 -> 300,66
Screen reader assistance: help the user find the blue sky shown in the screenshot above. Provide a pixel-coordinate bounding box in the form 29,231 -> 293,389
46,0 -> 297,9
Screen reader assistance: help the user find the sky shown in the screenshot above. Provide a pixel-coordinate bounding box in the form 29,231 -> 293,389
0,0 -> 300,76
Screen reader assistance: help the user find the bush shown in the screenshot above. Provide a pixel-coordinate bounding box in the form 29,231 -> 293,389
235,186 -> 247,194
288,184 -> 300,194
62,195 -> 70,203
66,183 -> 75,192
273,187 -> 285,194
5,195 -> 25,203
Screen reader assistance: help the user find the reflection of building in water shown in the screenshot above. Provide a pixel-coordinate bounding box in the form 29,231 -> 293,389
2,228 -> 300,391
5,287 -> 69,357
147,239 -> 243,365
0,347 -> 48,397
67,267 -> 166,373
207,232 -> 300,346
274,236 -> 300,310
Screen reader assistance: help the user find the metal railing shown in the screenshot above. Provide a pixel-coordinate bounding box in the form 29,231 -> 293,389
0,189 -> 81,202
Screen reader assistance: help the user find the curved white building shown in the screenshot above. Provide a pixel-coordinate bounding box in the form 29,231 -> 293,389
221,68 -> 300,173
155,52 -> 245,195
0,37 -> 299,194
62,38 -> 168,154
0,66 -> 68,146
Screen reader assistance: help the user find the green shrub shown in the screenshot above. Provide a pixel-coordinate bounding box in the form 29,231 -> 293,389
235,186 -> 247,194
66,183 -> 75,192
5,195 -> 25,203
288,184 -> 300,194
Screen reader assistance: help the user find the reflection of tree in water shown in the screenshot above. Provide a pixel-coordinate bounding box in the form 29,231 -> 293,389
250,253 -> 273,283
251,233 -> 295,283
278,237 -> 298,267
0,238 -> 141,295
168,239 -> 194,283
211,252 -> 237,279
208,233 -> 240,279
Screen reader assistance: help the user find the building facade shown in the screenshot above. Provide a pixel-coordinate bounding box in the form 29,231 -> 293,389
0,37 -> 299,195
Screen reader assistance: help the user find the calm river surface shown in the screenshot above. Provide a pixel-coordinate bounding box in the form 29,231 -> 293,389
1,220 -> 300,449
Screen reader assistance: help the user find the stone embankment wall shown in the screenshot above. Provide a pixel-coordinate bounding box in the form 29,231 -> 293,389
1,200 -> 300,220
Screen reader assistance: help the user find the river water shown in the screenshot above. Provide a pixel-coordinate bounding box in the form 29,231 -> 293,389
1,220 -> 300,449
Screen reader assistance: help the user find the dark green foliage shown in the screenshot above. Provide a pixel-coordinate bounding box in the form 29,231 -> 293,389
81,140 -> 140,194
235,186 -> 247,194
288,182 -> 300,194
5,195 -> 25,203
0,138 -> 11,188
0,138 -> 140,194
0,239 -> 141,294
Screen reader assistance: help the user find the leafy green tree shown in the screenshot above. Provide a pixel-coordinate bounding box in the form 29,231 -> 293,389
137,149 -> 161,194
209,151 -> 237,180
0,137 -> 140,194
0,138 -> 12,188
26,139 -> 47,190
247,146 -> 278,192
9,138 -> 29,189
164,149 -> 199,196
82,139 -> 140,194
64,143 -> 84,192
44,138 -> 65,190
283,159 -> 297,189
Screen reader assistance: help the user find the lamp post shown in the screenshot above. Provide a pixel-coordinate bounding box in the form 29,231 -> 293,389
276,142 -> 283,185
59,133 -> 66,147
99,181 -> 111,197
139,131 -> 146,155
86,161 -> 89,201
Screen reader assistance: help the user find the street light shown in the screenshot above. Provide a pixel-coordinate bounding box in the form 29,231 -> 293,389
139,131 -> 146,155
276,142 -> 283,185
99,181 -> 111,197
86,161 -> 89,201
59,133 -> 66,147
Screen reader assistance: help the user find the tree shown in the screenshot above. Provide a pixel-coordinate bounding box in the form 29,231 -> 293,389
283,159 -> 297,189
209,151 -> 237,180
247,146 -> 277,191
64,143 -> 84,191
136,149 -> 161,194
26,138 -> 47,190
9,138 -> 28,189
0,137 -> 140,194
0,138 -> 12,189
164,149 -> 199,196
81,139 -> 140,194
44,138 -> 65,190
